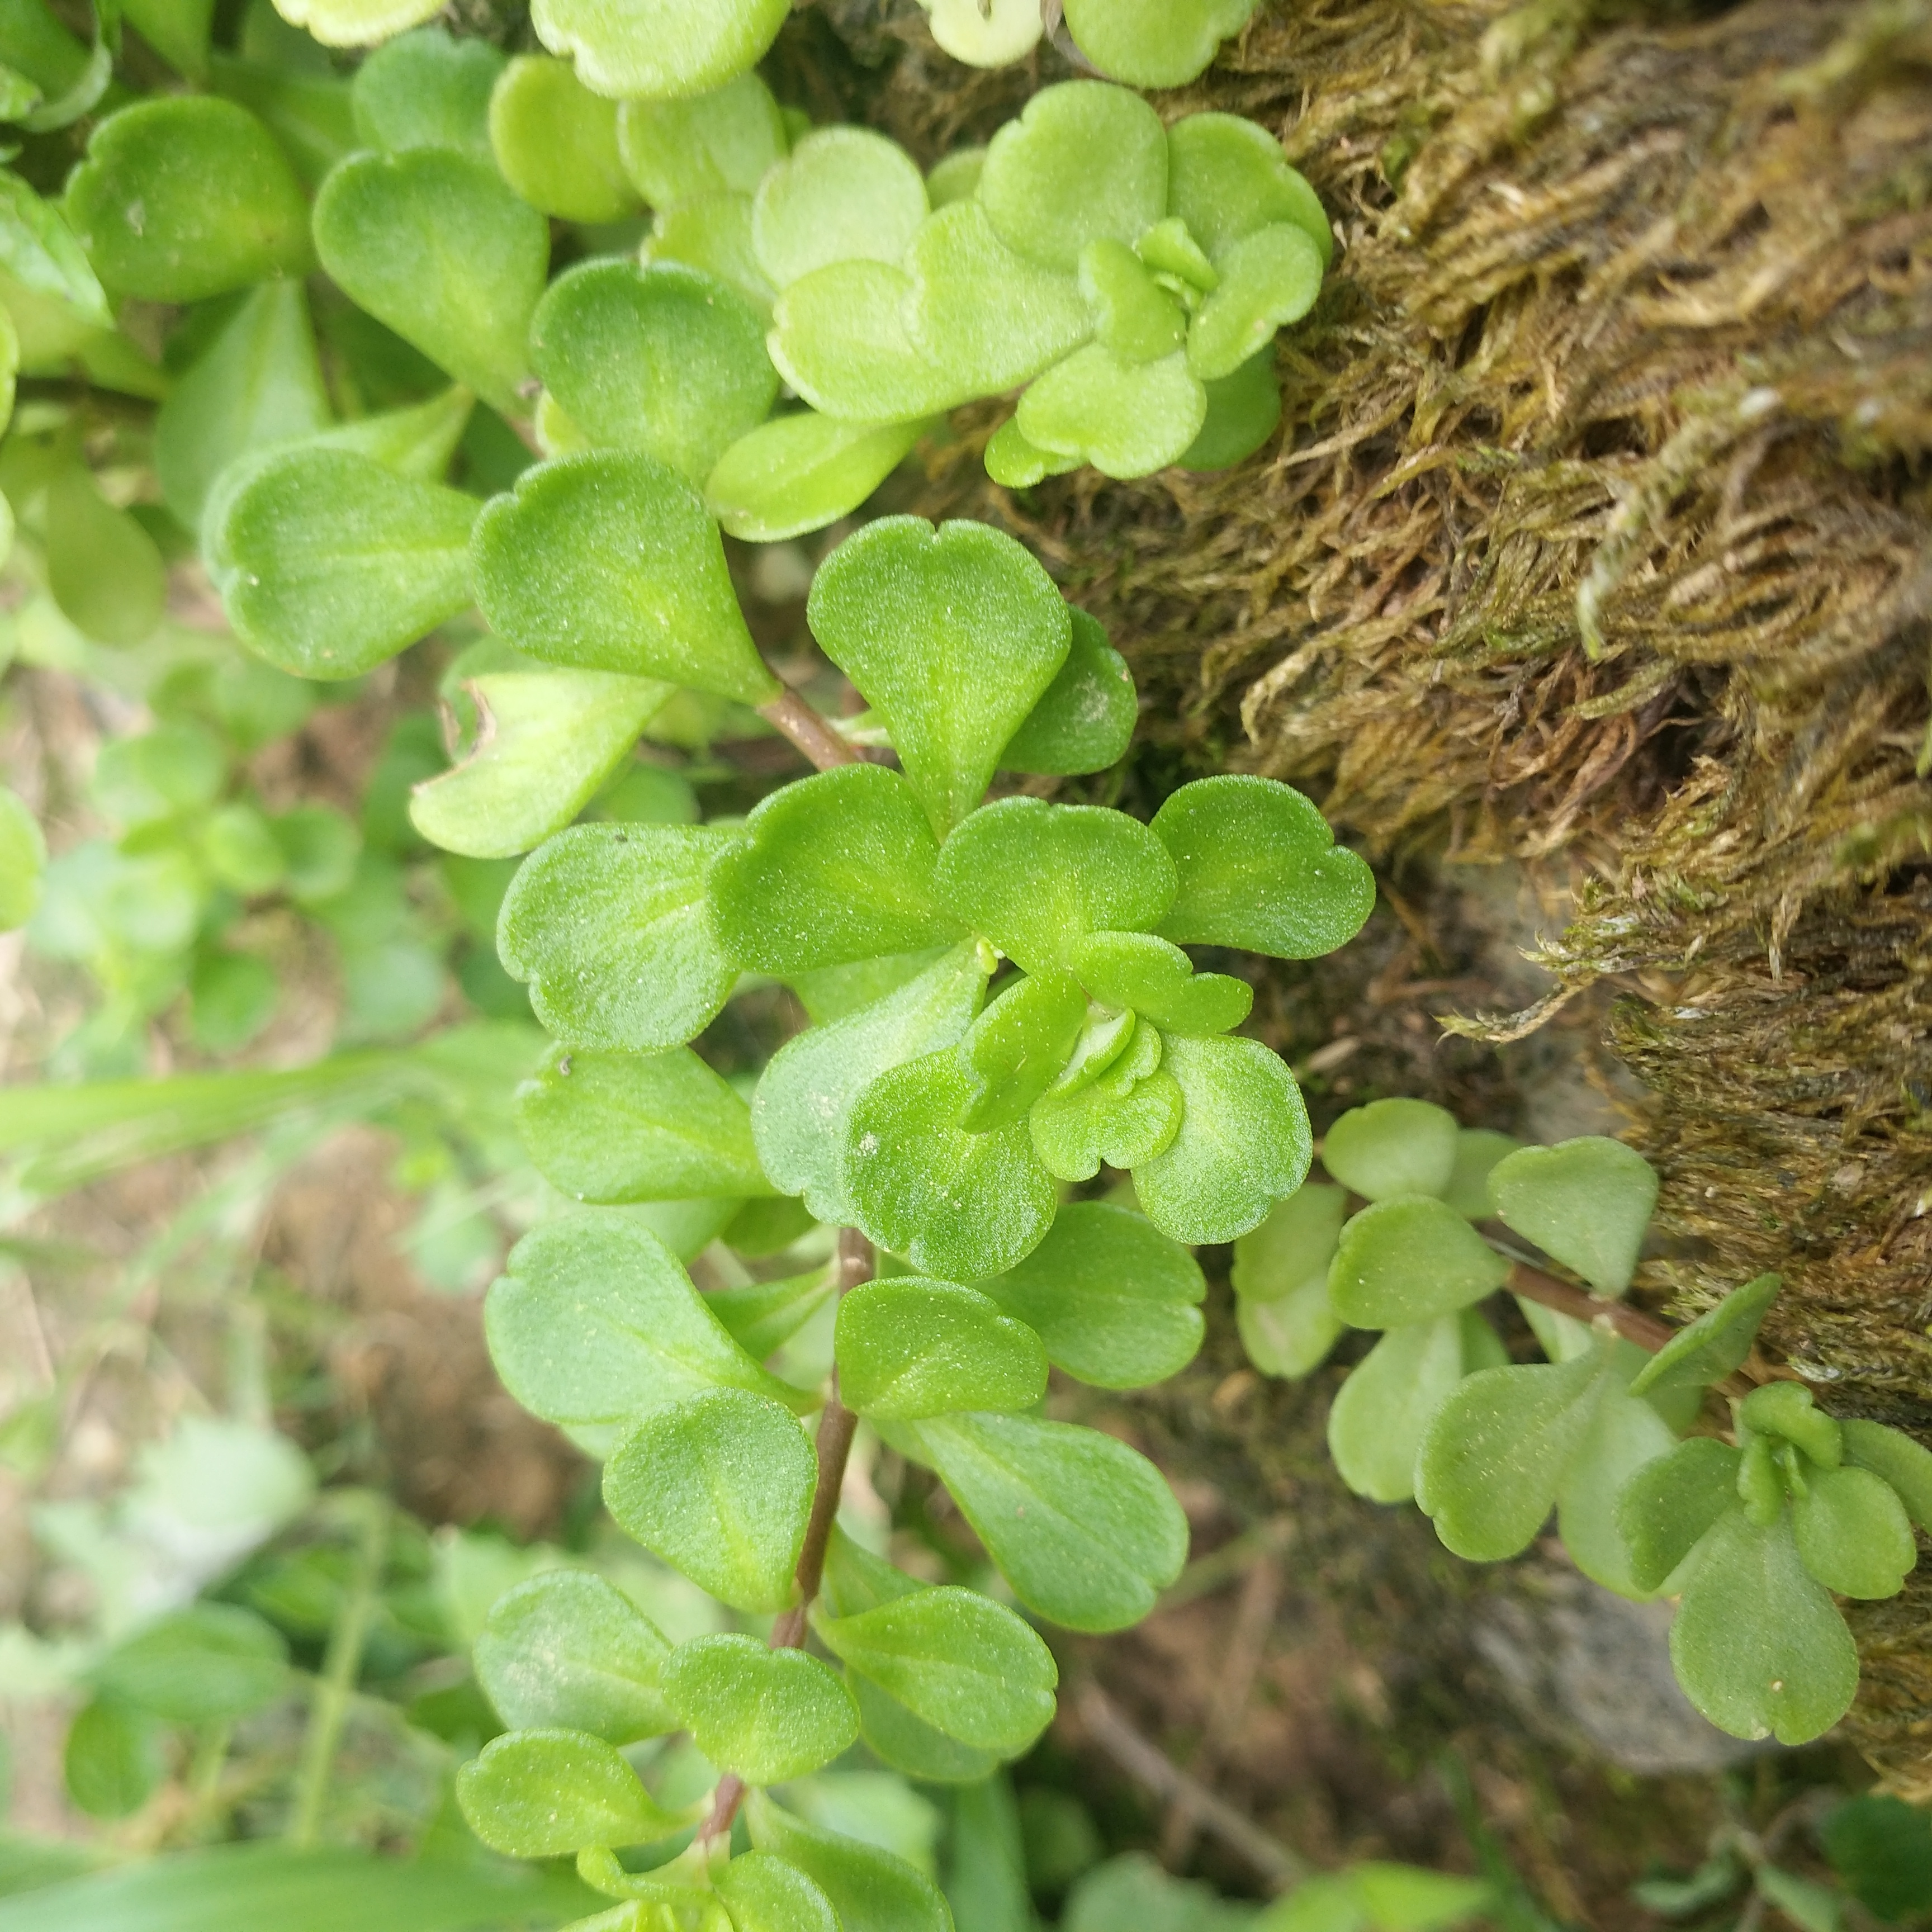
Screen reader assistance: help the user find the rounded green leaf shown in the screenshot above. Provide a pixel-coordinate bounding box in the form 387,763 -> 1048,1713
1017,344 -> 1207,480
1792,1464 -> 1916,1599
978,80 -> 1166,276
474,452 -> 778,703
617,73 -> 787,207
498,822 -> 739,1052
1150,775 -> 1375,961
456,1728 -> 680,1857
1001,608 -> 1137,776
1180,349 -> 1282,472
0,786 -> 46,931
924,0 -> 1043,64
67,98 -> 310,301
956,969 -> 1088,1130
649,191 -> 773,309
1134,1032 -> 1312,1245
707,764 -> 963,976
752,126 -> 928,290
604,1389 -> 815,1612
1617,1437 -> 1743,1595
912,1411 -> 1188,1632
210,447 -> 477,679
1323,1098 -> 1460,1202
1066,930 -> 1252,1037
1328,1314 -> 1470,1505
1080,237 -> 1187,364
0,173 -> 111,329
851,1673 -> 1002,1785
44,470 -> 164,647
1167,111 -> 1332,267
707,410 -> 931,543
843,1048 -> 1057,1281
274,0 -> 443,46
746,1789 -> 954,1932
64,1700 -> 165,1821
531,0 -> 789,102
1065,0 -> 1257,87
1488,1137 -> 1658,1297
532,258 -> 777,484
936,798 -> 1177,977
1186,221 -> 1324,381
1441,1127 -> 1523,1220
770,259 -> 972,425
91,1605 -> 287,1721
1628,1271 -> 1781,1399
1844,1417 -> 1932,1533
708,1264 -> 837,1360
1232,1182 -> 1347,1301
1028,1049 -> 1183,1184
836,1277 -> 1048,1421
1554,1378 -> 1679,1596
1238,1279 -> 1341,1381
809,518 -> 1072,832
716,1852 -> 841,1932
352,26 -> 503,158
489,54 -> 634,224
474,1570 -> 674,1743
659,1635 -> 856,1784
313,148 -> 548,414
1737,1380 -> 1844,1469
1327,1195 -> 1510,1329
1668,1508 -> 1859,1745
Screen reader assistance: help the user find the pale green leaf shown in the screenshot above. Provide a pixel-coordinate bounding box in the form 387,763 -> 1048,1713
1488,1137 -> 1658,1297
707,411 -> 931,544
752,126 -> 927,290
1555,1377 -> 1678,1597
0,785 -> 47,930
1327,1195 -> 1510,1328
1016,345 -> 1206,480
852,1671 -> 1001,1784
1065,0 -> 1257,88
1231,1183 -> 1347,1300
835,1278 -> 1047,1421
746,1789 -> 954,1932
659,1635 -> 856,1783
648,191 -> 773,311
1080,237 -> 1186,364
769,259 -> 971,423
1186,222 -> 1323,382
351,25 -> 501,158
1027,1033 -> 1182,1184
44,470 -> 164,647
1322,1098 -> 1459,1203
531,0 -> 790,105
91,1605 -> 287,1722
707,1265 -> 836,1361
716,1850 -> 841,1932
1441,1127 -> 1522,1220
1166,111 -> 1332,266
489,54 -> 633,224
1001,608 -> 1136,776
955,969 -> 1088,1130
455,1729 -> 681,1857
616,72 -> 787,207
1066,930 -> 1252,1036
923,0 -> 1041,65
0,169 -> 110,327
1327,1315 -> 1468,1505
273,0 -> 443,48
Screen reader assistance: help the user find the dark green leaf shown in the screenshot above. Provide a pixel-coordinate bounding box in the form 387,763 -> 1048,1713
455,1728 -> 683,1857
1820,1793 -> 1932,1922
1488,1137 -> 1658,1298
1327,1195 -> 1510,1328
835,1277 -> 1047,1420
1026,1029 -> 1182,1185
746,1791 -> 953,1932
1737,1381 -> 1843,1469
1179,348 -> 1282,473
63,1701 -> 164,1820
1792,1464 -> 1916,1599
44,470 -> 164,646
1617,1436 -> 1742,1594
851,1672 -> 1002,1785
0,171 -> 108,327
1000,608 -> 1136,776
659,1635 -> 856,1784
1843,1417 -> 1932,1533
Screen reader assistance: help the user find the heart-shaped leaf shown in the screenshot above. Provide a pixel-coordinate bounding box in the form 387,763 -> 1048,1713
936,799 -> 1177,976
715,1852 -> 841,1932
1186,222 -> 1324,382
815,1586 -> 1056,1754
531,0 -> 790,112
1322,1098 -> 1459,1203
314,148 -> 548,414
659,1635 -> 857,1783
1180,350 -> 1283,472
604,1388 -> 815,1613
1617,1437 -> 1742,1594
977,1200 -> 1204,1390
1066,930 -> 1252,1036
531,258 -> 776,484
1668,1508 -> 1859,1744
1150,775 -> 1375,961
752,126 -> 929,290
842,1048 -> 1057,1280
352,26 -> 502,158
835,1277 -> 1047,1420
1440,1128 -> 1523,1220
1328,1314 -> 1470,1505
747,1789 -> 954,1932
752,941 -> 988,1225
1065,0 -> 1257,87
1016,345 -> 1207,480
1488,1137 -> 1658,1296
1000,608 -> 1137,777
473,452 -> 778,703
1555,1376 -> 1679,1596
1080,238 -> 1187,363
707,764 -> 964,976
1027,1044 -> 1182,1183
908,1411 -> 1188,1632
456,1729 -> 684,1857
616,72 -> 788,207
1133,1032 -> 1311,1245
497,822 -> 741,1052
485,1215 -> 807,1448
473,1570 -> 674,1743
1167,111 -> 1332,267
409,670 -> 673,859
209,447 -> 479,680
488,54 -> 634,224
809,518 -> 1071,832
1792,1464 -> 1916,1599
978,80 -> 1167,275
67,98 -> 311,301
955,969 -> 1088,1130
516,1044 -> 774,1204
1844,1418 -> 1932,1533
707,410 -> 931,543
769,259 -> 972,424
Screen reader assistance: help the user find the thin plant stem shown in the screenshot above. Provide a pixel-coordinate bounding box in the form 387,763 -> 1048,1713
757,686 -> 860,773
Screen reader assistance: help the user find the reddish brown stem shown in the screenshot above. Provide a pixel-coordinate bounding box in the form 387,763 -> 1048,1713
1504,1262 -> 1678,1353
756,687 -> 858,773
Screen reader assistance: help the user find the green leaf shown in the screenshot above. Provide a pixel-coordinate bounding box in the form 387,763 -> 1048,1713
63,1701 -> 164,1820
210,448 -> 477,679
1000,609 -> 1135,777
752,126 -> 928,290
473,452 -> 778,703
746,1790 -> 954,1932
844,1049 -> 1057,1280
769,259 -> 971,424
67,98 -> 310,300
517,1044 -> 774,1204
617,72 -> 787,206
1439,1128 -> 1522,1221
715,1850 -> 841,1932
1232,1183 -> 1347,1301
1820,1794 -> 1932,1923
752,940 -> 988,1226
489,54 -> 633,224
1026,1027 -> 1182,1185
1753,1867 -> 1844,1932
936,799 -> 1176,976
903,199 -> 1092,395
836,1278 -> 1047,1420
978,80 -> 1166,276
1554,1375 -> 1678,1596
351,26 -> 501,159
473,1570 -> 673,1744
659,1635 -> 856,1784
272,0 -> 443,47
605,1389 -> 815,1612
530,0 -> 789,103
1067,931 -> 1252,1036
1414,1346 -> 1611,1561
809,519 -> 1072,833
1150,775 -> 1375,960
1180,349 -> 1282,472
485,1214 -> 807,1444
154,279 -> 331,530
1134,1033 -> 1311,1245
1792,1464 -> 1916,1599
0,785 -> 46,931
409,670 -> 672,860
989,414 -> 1088,494
0,168 -> 109,329
708,411 -> 931,544
1328,1314 -> 1470,1505
922,0 -> 1042,64
707,1265 -> 837,1360
851,1674 -> 1001,1785
1166,111 -> 1332,267
1843,1417 -> 1932,1532
1736,1380 -> 1843,1469
91,1605 -> 287,1721
815,1587 -> 1055,1755
1627,1272 -> 1780,1399
955,969 -> 1088,1129
708,764 -> 964,976
648,190 -> 772,310
1322,1098 -> 1459,1202
1065,0 -> 1256,87
910,1411 -> 1187,1632
456,1728 -> 683,1857
44,470 -> 164,646
1017,345 -> 1207,481
1186,223 -> 1324,382
1488,1137 -> 1658,1297
1080,238 -> 1187,364
313,148 -> 548,415
1617,1437 -> 1742,1594
1668,1507 -> 1859,1744
1327,1196 -> 1510,1328
497,822 -> 740,1052
1237,1281 -> 1339,1381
